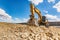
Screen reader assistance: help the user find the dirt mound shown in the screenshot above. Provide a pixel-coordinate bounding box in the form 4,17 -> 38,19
0,22 -> 60,40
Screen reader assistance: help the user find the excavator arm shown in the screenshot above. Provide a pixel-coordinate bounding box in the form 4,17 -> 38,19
30,3 -> 42,24
30,3 -> 34,17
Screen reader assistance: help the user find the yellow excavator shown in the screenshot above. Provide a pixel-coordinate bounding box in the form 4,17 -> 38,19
28,3 -> 49,27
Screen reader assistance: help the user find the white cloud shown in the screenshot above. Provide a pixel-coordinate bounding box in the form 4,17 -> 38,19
28,0 -> 43,5
45,14 -> 60,22
0,8 -> 29,23
12,18 -> 29,23
48,0 -> 55,3
45,14 -> 57,19
53,1 -> 60,12
43,10 -> 48,13
43,10 -> 60,22
0,8 -> 12,21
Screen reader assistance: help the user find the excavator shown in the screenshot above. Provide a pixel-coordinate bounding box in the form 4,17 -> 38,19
28,3 -> 49,27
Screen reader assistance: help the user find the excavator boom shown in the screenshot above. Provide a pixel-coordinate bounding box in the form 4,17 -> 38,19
34,7 -> 42,23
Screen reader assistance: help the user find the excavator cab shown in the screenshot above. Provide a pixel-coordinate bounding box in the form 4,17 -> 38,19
42,16 -> 46,22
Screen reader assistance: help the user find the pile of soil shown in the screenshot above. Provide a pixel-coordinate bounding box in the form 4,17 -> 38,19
0,22 -> 60,40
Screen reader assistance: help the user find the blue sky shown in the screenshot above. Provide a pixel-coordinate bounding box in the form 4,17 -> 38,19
0,0 -> 30,18
0,0 -> 60,23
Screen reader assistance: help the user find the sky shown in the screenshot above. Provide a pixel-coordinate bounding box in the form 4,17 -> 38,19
0,0 -> 60,23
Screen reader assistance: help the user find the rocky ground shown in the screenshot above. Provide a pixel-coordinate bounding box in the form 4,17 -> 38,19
0,22 -> 60,40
